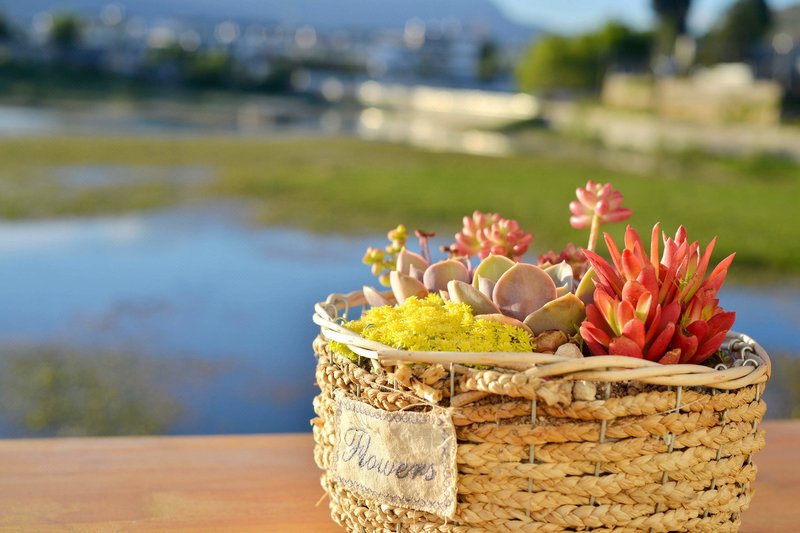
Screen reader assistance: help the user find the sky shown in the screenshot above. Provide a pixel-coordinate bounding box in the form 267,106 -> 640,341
493,0 -> 800,34
5,0 -> 800,38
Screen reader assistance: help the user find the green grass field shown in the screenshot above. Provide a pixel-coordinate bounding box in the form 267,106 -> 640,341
0,135 -> 798,280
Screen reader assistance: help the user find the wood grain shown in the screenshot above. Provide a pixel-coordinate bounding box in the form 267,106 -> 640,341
0,422 -> 796,532
0,433 -> 338,533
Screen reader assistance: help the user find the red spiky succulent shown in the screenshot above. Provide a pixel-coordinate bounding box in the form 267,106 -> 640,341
450,211 -> 533,261
580,224 -> 735,365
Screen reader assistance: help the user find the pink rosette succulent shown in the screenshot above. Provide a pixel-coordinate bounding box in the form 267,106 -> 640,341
538,243 -> 589,281
450,211 -> 532,261
570,181 -> 632,251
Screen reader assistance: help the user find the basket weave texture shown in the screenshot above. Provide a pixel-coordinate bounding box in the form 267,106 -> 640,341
312,291 -> 771,533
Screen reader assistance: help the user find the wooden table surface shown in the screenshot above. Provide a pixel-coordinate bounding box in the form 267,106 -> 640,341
1,421 -> 797,532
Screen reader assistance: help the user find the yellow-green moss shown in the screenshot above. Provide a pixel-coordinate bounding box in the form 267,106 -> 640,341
330,294 -> 533,362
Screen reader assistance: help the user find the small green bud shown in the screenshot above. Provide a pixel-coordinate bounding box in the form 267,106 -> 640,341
388,224 -> 408,244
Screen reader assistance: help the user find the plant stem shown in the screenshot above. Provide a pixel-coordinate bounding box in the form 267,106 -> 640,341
415,230 -> 435,264
587,214 -> 601,252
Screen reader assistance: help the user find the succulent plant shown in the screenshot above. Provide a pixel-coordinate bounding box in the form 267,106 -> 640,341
447,257 -> 585,336
448,211 -> 533,261
384,247 -> 471,304
580,224 -> 735,364
356,179 -> 742,367
539,242 -> 590,282
570,181 -> 632,252
581,279 -> 683,364
362,224 -> 409,286
332,293 -> 536,364
364,245 -> 586,337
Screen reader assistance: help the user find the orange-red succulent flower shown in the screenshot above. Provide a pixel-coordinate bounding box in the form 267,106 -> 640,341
580,224 -> 735,365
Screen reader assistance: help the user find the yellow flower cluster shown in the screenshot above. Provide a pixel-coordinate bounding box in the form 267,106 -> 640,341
331,294 -> 533,361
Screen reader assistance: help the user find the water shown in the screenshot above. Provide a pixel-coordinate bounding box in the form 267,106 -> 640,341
0,101 -> 356,138
0,209 -> 797,437
52,164 -> 214,188
0,209 -> 377,436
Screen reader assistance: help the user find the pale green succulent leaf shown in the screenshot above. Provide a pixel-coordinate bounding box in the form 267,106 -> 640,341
447,280 -> 500,315
575,267 -> 597,306
523,293 -> 586,335
389,270 -> 428,304
472,254 -> 515,288
475,313 -> 533,335
363,286 -> 392,308
396,247 -> 429,275
544,261 -> 574,293
476,275 -> 496,299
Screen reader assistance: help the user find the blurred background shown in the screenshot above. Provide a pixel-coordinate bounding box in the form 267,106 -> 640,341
0,0 -> 798,438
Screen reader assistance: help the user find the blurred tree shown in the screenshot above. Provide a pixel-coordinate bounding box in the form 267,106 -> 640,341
476,39 -> 501,83
253,60 -> 293,93
49,13 -> 82,49
699,0 -> 771,63
146,41 -> 190,65
602,22 -> 653,69
146,43 -> 233,88
516,34 -> 601,92
0,12 -> 11,41
0,13 -> 10,71
652,0 -> 691,56
516,23 -> 651,92
186,51 -> 233,88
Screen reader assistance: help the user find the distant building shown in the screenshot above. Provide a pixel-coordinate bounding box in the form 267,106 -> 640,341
1,5 -> 525,94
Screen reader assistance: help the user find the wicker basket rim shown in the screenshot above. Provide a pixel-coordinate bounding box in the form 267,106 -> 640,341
314,290 -> 771,390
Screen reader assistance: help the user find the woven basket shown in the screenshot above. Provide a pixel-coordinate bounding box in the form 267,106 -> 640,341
312,290 -> 771,533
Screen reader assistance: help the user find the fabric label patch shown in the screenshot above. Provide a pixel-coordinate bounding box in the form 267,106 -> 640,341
330,392 -> 457,518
